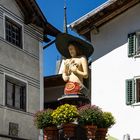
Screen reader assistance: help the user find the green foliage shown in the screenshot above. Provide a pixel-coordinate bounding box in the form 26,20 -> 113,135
51,104 -> 79,125
97,112 -> 115,128
34,109 -> 54,129
78,104 -> 102,125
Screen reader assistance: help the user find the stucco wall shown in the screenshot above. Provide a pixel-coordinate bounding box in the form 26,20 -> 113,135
91,3 -> 140,140
0,107 -> 39,140
1,0 -> 24,19
0,40 -> 40,80
0,1 -> 42,58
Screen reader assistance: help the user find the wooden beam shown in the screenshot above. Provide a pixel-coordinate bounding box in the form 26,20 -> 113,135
74,0 -> 140,36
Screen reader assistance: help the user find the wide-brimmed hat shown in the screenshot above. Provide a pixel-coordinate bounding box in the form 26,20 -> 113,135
55,33 -> 94,58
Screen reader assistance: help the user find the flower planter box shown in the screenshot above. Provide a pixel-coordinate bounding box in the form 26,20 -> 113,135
44,127 -> 58,140
62,123 -> 77,139
95,128 -> 108,140
85,125 -> 97,140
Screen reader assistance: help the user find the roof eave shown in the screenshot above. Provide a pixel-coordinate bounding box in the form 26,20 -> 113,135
15,0 -> 61,39
69,0 -> 140,40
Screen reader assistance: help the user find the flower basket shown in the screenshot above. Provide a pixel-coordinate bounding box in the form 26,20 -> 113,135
95,112 -> 115,140
34,109 -> 55,129
34,109 -> 58,140
96,111 -> 115,129
62,123 -> 77,139
78,104 -> 102,126
52,104 -> 79,125
85,125 -> 97,139
78,104 -> 102,139
52,104 -> 79,139
95,128 -> 108,140
44,127 -> 58,140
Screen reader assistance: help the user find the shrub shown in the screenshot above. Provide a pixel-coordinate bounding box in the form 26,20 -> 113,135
78,104 -> 102,125
34,109 -> 54,129
97,112 -> 115,128
51,104 -> 79,125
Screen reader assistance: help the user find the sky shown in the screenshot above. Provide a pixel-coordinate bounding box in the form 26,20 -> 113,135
36,0 -> 107,76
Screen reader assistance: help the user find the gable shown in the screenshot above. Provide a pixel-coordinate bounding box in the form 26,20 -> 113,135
1,0 -> 60,41
1,0 -> 24,19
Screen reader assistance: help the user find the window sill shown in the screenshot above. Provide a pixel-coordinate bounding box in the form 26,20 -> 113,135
134,54 -> 140,58
6,105 -> 26,112
0,105 -> 34,116
131,102 -> 140,106
0,37 -> 39,60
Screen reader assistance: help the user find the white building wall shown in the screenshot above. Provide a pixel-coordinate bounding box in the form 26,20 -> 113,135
91,3 -> 140,140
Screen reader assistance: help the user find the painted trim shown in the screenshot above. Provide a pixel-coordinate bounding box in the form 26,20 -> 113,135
39,42 -> 44,110
2,72 -> 5,106
0,63 -> 40,85
39,42 -> 44,140
3,73 -> 29,112
3,13 -> 24,50
0,4 -> 23,23
0,37 -> 39,60
0,133 -> 29,140
0,104 -> 34,116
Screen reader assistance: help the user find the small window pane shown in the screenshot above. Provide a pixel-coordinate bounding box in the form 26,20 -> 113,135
15,85 -> 21,109
20,87 -> 26,110
6,77 -> 26,111
5,17 -> 22,48
6,81 -> 13,106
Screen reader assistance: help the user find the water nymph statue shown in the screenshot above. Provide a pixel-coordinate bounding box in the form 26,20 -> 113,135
55,33 -> 94,95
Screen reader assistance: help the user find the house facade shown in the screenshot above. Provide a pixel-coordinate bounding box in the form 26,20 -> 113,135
0,0 -> 60,139
70,0 -> 140,139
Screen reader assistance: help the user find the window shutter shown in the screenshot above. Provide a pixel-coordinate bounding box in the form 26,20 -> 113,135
125,79 -> 135,105
136,79 -> 140,102
128,33 -> 136,57
136,34 -> 140,54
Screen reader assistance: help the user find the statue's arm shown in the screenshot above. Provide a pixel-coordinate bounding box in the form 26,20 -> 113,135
62,60 -> 69,82
75,56 -> 88,78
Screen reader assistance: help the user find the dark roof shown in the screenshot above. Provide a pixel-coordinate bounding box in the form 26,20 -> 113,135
15,0 -> 61,41
69,0 -> 140,40
44,74 -> 65,88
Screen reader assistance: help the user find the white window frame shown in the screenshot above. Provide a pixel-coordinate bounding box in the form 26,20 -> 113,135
3,13 -> 24,50
3,73 -> 28,111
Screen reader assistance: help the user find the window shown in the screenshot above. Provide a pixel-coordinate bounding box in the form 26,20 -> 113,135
5,17 -> 22,48
128,32 -> 140,57
136,79 -> 140,102
5,76 -> 26,111
9,122 -> 19,137
126,78 -> 140,105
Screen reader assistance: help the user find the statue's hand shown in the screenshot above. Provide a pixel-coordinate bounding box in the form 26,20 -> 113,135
64,60 -> 70,73
63,76 -> 69,82
70,65 -> 77,73
64,59 -> 70,66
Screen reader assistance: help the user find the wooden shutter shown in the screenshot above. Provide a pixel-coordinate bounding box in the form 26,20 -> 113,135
128,33 -> 136,57
125,79 -> 135,105
136,79 -> 140,103
136,34 -> 140,54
